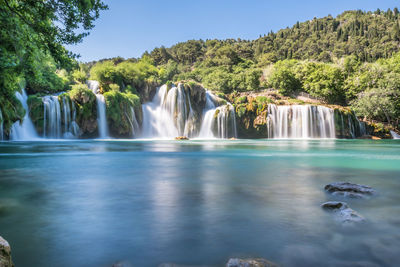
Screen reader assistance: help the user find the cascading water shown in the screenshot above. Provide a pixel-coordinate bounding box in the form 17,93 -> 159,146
142,85 -> 237,139
391,131 -> 400,139
128,107 -> 140,138
87,80 -> 109,138
10,89 -> 39,140
267,104 -> 335,139
42,95 -> 80,138
198,91 -> 218,138
142,84 -> 194,138
43,96 -> 61,138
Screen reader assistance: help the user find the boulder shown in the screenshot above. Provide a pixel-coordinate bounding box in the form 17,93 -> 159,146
0,236 -> 13,267
321,201 -> 365,224
175,136 -> 189,140
324,182 -> 375,198
226,258 -> 279,267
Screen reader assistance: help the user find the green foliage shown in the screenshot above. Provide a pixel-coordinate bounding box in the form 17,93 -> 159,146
266,60 -> 301,95
72,67 -> 87,84
89,57 -> 159,92
27,95 -> 44,134
69,84 -> 96,105
0,0 -> 106,134
300,62 -> 345,104
104,91 -> 141,136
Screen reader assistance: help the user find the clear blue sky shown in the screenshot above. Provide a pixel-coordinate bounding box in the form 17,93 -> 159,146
68,0 -> 400,62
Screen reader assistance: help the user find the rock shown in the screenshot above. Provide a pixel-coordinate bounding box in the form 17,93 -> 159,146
0,236 -> 13,267
226,258 -> 279,267
175,136 -> 189,140
229,137 -> 237,140
372,136 -> 381,140
324,182 -> 375,198
321,201 -> 365,224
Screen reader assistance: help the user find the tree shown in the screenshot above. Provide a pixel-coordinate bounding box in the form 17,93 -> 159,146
267,60 -> 301,96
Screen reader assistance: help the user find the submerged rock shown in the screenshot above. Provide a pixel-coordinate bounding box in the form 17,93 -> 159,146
325,182 -> 375,198
321,201 -> 365,224
226,258 -> 278,267
175,136 -> 189,140
0,236 -> 13,267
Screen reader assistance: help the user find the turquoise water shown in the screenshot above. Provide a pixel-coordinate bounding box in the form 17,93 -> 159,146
0,139 -> 399,267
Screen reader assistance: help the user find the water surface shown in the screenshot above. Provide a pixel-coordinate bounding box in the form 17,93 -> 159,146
0,139 -> 399,267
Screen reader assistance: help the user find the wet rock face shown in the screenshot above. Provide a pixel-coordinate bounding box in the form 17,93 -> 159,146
321,201 -> 365,224
137,82 -> 158,103
325,182 -> 375,198
226,258 -> 279,267
0,236 -> 13,267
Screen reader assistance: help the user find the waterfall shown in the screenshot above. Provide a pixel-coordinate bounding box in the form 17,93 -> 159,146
214,104 -> 237,138
0,107 -> 3,141
267,104 -> 335,139
142,84 -> 194,138
128,107 -> 140,138
10,89 -> 39,140
87,80 -> 109,138
198,91 -> 237,139
42,95 -> 79,138
391,131 -> 400,139
142,85 -> 237,139
43,96 -> 61,138
198,92 -> 218,138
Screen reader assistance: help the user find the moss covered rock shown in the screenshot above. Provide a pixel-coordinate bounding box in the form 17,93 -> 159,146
27,95 -> 45,135
104,91 -> 142,138
68,84 -> 98,138
234,96 -> 271,138
0,236 -> 13,267
0,93 -> 25,138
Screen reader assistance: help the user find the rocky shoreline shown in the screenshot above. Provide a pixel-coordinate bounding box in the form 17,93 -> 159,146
0,236 -> 13,267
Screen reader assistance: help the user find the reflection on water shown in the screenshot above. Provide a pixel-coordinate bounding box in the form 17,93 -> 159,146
0,139 -> 400,266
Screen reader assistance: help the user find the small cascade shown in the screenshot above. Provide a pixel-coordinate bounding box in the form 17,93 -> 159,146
43,96 -> 61,138
213,104 -> 237,139
142,84 -> 237,139
142,84 -> 195,138
128,107 -> 140,138
348,115 -> 356,138
198,91 -> 237,139
267,104 -> 335,139
391,131 -> 400,139
198,92 -> 218,138
42,95 -> 79,138
10,89 -> 39,140
87,80 -> 109,138
0,107 -> 3,141
69,100 -> 80,137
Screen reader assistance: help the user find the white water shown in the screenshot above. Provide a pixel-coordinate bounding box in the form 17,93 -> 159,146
391,130 -> 400,139
43,95 -> 80,138
0,107 -> 3,141
87,80 -> 109,138
128,107 -> 140,138
10,89 -> 39,140
267,104 -> 335,139
142,84 -> 192,138
43,96 -> 61,138
142,85 -> 237,139
198,92 -> 218,138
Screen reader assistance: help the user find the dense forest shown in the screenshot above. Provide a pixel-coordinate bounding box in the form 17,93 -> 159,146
1,2 -> 399,135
